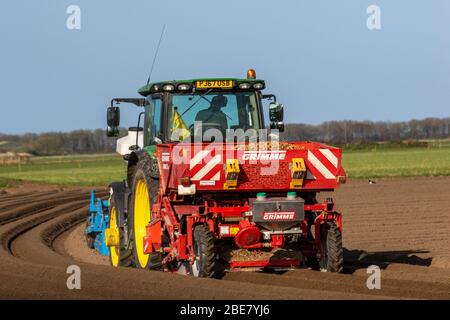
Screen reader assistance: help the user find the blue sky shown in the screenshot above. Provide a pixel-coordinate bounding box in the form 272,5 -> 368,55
0,0 -> 449,133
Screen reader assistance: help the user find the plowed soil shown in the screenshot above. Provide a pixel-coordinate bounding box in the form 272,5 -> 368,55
0,177 -> 449,299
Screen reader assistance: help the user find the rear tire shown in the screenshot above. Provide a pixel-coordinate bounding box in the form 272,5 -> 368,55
108,197 -> 133,267
129,156 -> 159,269
319,222 -> 343,273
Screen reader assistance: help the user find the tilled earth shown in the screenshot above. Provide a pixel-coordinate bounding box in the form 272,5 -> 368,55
0,177 -> 449,299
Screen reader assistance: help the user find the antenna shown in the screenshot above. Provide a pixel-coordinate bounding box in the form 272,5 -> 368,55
146,24 -> 166,86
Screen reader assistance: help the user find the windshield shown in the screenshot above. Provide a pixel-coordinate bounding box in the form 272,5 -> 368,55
168,91 -> 261,141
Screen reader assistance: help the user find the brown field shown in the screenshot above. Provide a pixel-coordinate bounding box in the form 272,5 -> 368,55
0,177 -> 449,299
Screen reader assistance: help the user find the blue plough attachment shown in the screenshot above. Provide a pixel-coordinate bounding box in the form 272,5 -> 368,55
85,190 -> 110,256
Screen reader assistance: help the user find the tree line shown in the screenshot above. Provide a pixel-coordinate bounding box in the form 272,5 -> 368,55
281,117 -> 450,144
0,129 -> 121,155
0,117 -> 449,155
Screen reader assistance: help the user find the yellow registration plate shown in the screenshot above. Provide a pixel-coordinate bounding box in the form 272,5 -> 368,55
196,80 -> 233,89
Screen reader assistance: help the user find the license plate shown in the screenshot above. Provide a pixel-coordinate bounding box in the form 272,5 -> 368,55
196,80 -> 233,89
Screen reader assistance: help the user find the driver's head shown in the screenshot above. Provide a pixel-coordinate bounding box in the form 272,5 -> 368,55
211,95 -> 227,109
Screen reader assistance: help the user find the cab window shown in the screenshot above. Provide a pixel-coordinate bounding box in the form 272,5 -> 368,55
168,92 -> 261,141
144,96 -> 161,145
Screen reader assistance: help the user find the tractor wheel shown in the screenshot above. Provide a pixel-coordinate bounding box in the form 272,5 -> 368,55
178,224 -> 216,278
319,222 -> 344,273
85,220 -> 95,249
108,197 -> 133,267
129,156 -> 159,269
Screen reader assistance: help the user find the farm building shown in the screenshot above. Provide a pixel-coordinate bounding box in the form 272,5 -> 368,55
0,152 -> 32,165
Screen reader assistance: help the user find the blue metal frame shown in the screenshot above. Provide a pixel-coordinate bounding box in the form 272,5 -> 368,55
85,190 -> 110,256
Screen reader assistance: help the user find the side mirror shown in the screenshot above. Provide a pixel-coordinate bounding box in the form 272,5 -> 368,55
269,103 -> 283,122
269,103 -> 284,132
107,106 -> 120,127
107,106 -> 120,137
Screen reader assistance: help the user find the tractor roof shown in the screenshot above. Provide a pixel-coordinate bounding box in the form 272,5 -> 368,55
138,78 -> 266,96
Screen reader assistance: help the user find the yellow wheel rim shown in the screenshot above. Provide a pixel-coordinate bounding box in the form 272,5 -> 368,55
109,206 -> 120,267
134,179 -> 151,268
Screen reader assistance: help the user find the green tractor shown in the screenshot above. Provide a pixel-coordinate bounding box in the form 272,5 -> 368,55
87,69 -> 345,276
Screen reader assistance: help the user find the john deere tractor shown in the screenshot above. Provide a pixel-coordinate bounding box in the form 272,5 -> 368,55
86,69 -> 346,276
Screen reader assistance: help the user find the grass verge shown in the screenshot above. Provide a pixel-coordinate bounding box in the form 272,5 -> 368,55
0,154 -> 126,186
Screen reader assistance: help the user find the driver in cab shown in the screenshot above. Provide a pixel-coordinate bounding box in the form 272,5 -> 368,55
195,95 -> 228,132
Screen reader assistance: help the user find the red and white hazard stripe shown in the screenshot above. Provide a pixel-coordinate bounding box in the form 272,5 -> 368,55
306,149 -> 339,180
189,150 -> 222,181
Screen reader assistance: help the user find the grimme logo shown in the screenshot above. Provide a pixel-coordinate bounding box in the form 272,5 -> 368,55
262,212 -> 296,220
242,151 -> 286,161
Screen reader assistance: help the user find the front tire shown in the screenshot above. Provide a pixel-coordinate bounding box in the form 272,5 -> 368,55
319,222 -> 344,272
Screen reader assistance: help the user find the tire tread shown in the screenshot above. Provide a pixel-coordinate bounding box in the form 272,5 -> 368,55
194,224 -> 216,278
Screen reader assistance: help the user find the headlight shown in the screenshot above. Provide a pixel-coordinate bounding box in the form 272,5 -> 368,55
239,83 -> 251,89
178,84 -> 190,91
162,84 -> 175,91
253,82 -> 264,90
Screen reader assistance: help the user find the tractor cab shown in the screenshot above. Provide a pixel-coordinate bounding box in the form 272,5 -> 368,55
106,69 -> 285,153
